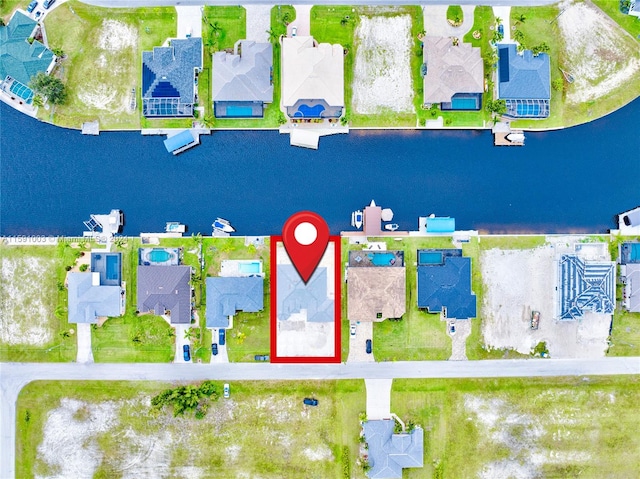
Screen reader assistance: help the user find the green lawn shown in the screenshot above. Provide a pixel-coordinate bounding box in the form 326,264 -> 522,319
446,5 -> 464,25
0,0 -> 28,21
609,309 -> 640,356
0,243 -> 81,362
43,1 -> 176,130
478,235 -> 547,250
393,375 -> 640,478
592,0 -> 640,40
17,379 -> 367,478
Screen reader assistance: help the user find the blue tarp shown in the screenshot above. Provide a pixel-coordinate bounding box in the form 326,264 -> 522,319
426,217 -> 455,233
164,130 -> 195,152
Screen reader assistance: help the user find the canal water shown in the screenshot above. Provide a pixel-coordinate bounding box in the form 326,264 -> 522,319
1,99 -> 639,236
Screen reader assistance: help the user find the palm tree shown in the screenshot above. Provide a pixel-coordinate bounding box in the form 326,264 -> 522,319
32,95 -> 44,108
210,21 -> 222,38
266,28 -> 278,45
495,17 -> 502,25
518,14 -> 526,23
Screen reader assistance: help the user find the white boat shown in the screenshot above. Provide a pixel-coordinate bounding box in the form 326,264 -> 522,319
506,132 -> 525,143
384,223 -> 399,231
165,222 -> 186,233
212,217 -> 235,233
351,210 -> 363,229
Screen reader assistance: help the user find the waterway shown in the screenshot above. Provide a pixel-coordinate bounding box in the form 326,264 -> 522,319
1,99 -> 639,236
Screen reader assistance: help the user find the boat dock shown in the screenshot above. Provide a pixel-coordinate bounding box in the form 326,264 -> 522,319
164,129 -> 201,155
81,121 -> 99,135
493,122 -> 525,146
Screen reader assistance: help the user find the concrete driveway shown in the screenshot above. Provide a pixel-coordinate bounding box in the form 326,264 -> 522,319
245,5 -> 271,43
424,5 -> 476,38
176,5 -> 203,39
210,328 -> 229,364
289,5 -> 311,37
365,378 -> 392,420
76,323 -> 93,363
174,324 -> 190,363
347,321 -> 375,363
492,6 -> 512,43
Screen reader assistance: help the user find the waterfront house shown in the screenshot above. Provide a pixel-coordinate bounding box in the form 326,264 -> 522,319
212,40 -> 273,118
67,253 -> 124,324
347,251 -> 406,322
496,43 -> 550,119
137,265 -> 192,324
0,11 -> 56,104
620,242 -> 640,313
422,37 -> 483,110
141,37 -> 202,117
417,249 -> 476,320
205,276 -> 264,328
277,264 -> 333,323
362,420 -> 424,479
281,36 -> 344,120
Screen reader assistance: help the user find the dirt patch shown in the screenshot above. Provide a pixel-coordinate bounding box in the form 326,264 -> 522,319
97,20 -> 138,52
0,256 -> 56,346
353,15 -> 415,114
303,445 -> 334,461
558,0 -> 640,104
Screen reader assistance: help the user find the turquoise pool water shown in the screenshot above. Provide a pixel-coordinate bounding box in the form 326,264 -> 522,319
106,255 -> 119,280
226,106 -> 254,117
419,251 -> 443,265
149,249 -> 172,263
632,244 -> 640,262
239,262 -> 261,274
368,253 -> 395,266
451,97 -> 478,110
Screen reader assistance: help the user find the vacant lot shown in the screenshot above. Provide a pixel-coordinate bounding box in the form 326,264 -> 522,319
17,380 -> 366,478
393,376 -> 640,478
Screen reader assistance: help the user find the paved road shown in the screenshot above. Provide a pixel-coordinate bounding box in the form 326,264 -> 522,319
2,357 -> 639,478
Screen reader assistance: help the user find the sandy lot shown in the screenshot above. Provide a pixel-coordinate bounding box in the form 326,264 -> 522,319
558,0 -> 640,104
352,15 -> 415,114
0,255 -> 56,346
480,237 -> 611,358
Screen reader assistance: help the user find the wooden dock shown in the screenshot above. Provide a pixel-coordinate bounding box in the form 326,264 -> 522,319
494,130 -> 525,146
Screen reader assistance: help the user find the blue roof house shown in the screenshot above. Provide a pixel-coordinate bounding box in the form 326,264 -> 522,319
0,11 -> 56,104
142,37 -> 202,117
213,40 -> 273,118
417,249 -> 476,320
363,420 -> 424,479
205,276 -> 264,328
277,264 -> 333,322
497,43 -> 550,119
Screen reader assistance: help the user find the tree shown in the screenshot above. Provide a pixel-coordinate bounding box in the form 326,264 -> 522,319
531,42 -> 550,56
486,99 -> 507,116
29,72 -> 66,105
266,28 -> 278,45
518,14 -> 527,23
51,48 -> 64,58
31,95 -> 44,108
495,17 -> 502,25
513,29 -> 525,44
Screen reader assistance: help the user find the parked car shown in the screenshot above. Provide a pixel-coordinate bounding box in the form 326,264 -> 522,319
291,25 -> 297,37
27,1 -> 38,13
366,339 -> 372,354
223,383 -> 230,399
219,328 -> 226,345
211,343 -> 218,356
254,355 -> 269,361
35,11 -> 42,20
43,0 -> 55,9
350,324 -> 357,336
449,322 -> 456,335
183,344 -> 191,361
303,398 -> 318,406
498,24 -> 504,37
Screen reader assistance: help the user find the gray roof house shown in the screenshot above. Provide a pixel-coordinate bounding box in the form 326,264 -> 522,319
629,0 -> 640,18
423,36 -> 483,110
363,420 -> 424,479
205,276 -> 264,328
212,40 -> 273,118
497,43 -> 550,119
137,265 -> 192,324
142,37 -> 202,117
277,264 -> 333,322
0,11 -> 56,104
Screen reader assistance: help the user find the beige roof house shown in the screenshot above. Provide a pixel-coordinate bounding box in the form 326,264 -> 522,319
348,268 -> 406,322
423,37 -> 483,104
281,36 -> 344,118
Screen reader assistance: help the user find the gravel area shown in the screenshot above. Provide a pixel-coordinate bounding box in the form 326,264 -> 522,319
449,319 -> 471,360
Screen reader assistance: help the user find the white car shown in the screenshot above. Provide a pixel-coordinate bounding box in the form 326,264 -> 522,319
291,26 -> 297,37
223,383 -> 230,399
350,324 -> 357,337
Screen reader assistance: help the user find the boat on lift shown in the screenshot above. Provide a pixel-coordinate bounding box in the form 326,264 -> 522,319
212,217 -> 235,234
351,210 -> 363,229
384,223 -> 399,231
165,222 -> 186,233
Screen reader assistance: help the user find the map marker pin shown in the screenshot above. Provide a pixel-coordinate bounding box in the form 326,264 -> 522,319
282,211 -> 330,283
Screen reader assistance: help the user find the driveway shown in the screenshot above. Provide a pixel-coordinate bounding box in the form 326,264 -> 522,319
492,6 -> 512,43
424,5 -> 476,38
289,5 -> 311,37
245,5 -> 271,43
347,321 -> 375,363
174,324 -> 190,363
210,328 -> 229,364
365,378 -> 392,420
76,323 -> 93,363
176,5 -> 203,39
449,319 -> 471,361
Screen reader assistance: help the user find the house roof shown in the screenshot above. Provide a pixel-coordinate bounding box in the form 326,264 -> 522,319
364,204 -> 382,235
137,265 -> 192,324
164,129 -> 195,152
0,11 -> 55,88
363,420 -> 424,479
213,40 -> 273,103
142,37 -> 202,102
67,273 -> 122,324
629,0 -> 640,17
423,37 -> 483,104
497,43 -> 550,100
557,255 -> 615,320
276,264 -> 333,322
205,276 -> 264,328
281,36 -> 344,107
348,268 -> 406,322
417,251 -> 476,319
623,264 -> 640,313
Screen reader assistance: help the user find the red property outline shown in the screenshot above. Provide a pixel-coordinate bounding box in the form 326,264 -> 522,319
270,236 -> 342,363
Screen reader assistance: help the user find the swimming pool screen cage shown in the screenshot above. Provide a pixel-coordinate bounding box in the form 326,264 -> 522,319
505,99 -> 550,118
143,98 -> 193,117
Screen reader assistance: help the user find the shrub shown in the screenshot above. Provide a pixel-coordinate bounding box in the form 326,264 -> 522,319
79,264 -> 88,272
552,78 -> 564,92
342,446 -> 350,478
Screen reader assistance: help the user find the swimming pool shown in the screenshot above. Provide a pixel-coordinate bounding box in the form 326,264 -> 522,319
106,255 -> 119,280
419,251 -> 443,265
238,262 -> 261,274
149,249 -> 173,263
368,253 -> 396,266
225,106 -> 254,117
631,243 -> 640,262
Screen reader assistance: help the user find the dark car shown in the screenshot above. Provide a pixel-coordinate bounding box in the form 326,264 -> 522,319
366,339 -> 372,354
218,328 -> 226,345
211,343 -> 218,356
27,1 -> 38,13
498,24 -> 504,36
449,323 -> 456,335
183,344 -> 191,361
303,398 -> 318,406
43,0 -> 55,9
254,354 -> 269,361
